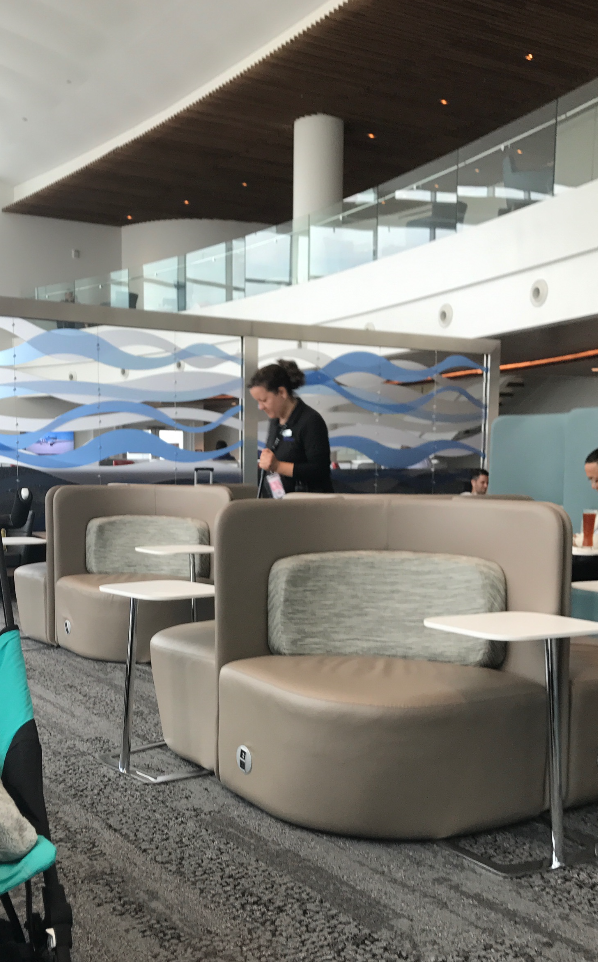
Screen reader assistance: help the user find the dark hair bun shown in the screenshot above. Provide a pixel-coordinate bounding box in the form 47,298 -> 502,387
248,358 -> 306,395
277,358 -> 305,390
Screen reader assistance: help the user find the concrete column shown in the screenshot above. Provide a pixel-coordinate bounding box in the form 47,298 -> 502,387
293,114 -> 344,220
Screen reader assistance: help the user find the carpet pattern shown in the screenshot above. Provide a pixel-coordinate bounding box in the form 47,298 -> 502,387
7,629 -> 598,962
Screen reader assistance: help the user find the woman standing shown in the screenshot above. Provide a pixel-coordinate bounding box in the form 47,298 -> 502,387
249,359 -> 334,496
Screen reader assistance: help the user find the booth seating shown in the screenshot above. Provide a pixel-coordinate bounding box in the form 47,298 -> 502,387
151,495 -> 598,839
14,485 -> 61,645
14,483 -> 255,661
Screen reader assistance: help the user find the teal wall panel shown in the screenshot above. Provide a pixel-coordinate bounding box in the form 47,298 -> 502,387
488,413 -> 566,504
562,408 -> 598,533
571,587 -> 598,623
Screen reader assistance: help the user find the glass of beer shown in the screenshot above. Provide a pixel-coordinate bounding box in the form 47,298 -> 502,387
582,509 -> 597,547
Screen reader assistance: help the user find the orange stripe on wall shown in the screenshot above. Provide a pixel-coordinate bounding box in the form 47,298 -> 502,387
442,347 -> 598,378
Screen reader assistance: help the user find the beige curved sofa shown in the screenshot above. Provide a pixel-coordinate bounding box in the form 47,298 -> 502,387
15,482 -> 255,661
151,495 -> 598,838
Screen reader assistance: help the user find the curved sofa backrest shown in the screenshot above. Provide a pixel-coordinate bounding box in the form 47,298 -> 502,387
215,495 -> 571,688
50,483 -> 233,583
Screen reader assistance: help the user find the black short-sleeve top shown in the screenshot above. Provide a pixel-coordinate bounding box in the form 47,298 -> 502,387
262,398 -> 334,495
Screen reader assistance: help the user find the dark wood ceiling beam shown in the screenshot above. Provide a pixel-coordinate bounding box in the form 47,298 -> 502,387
7,0 -> 598,227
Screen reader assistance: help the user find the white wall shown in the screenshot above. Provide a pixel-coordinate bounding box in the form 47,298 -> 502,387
0,182 -> 122,298
121,218 -> 266,269
0,183 -> 267,298
194,176 -> 598,341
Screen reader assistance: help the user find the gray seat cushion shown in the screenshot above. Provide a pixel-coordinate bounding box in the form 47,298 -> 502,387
268,550 -> 506,668
86,515 -> 210,578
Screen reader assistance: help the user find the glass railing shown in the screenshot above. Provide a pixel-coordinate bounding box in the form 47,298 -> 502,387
36,77 -> 598,312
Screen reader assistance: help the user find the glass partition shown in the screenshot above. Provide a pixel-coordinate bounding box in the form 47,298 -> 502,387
308,191 -> 378,279
0,308 -> 495,517
36,271 -> 129,308
256,336 -> 487,494
555,78 -> 598,190
0,313 -> 243,521
377,154 -> 459,259
186,242 -> 233,311
143,256 -> 185,313
457,104 -> 557,228
244,224 -> 293,296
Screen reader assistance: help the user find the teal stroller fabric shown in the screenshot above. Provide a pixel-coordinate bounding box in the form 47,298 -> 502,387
0,838 -> 56,898
0,627 -> 56,898
0,627 -> 35,772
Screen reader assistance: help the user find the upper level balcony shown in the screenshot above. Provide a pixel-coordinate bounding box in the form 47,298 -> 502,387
35,77 -> 598,315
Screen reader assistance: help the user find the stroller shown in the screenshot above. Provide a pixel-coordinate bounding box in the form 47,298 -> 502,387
0,488 -> 72,960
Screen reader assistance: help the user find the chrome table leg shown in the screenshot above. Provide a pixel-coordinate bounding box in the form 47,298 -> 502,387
190,553 -> 197,622
441,636 -> 598,876
544,637 -> 566,869
119,597 -> 138,773
98,596 -> 208,783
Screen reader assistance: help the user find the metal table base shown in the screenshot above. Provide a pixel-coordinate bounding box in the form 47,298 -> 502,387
98,740 -> 210,784
440,637 -> 598,876
98,597 -> 208,784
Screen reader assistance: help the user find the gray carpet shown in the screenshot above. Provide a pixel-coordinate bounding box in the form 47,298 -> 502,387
12,632 -> 598,962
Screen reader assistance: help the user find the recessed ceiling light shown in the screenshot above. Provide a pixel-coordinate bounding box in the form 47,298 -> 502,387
242,182 -> 247,187
475,168 -> 480,173
525,53 -> 533,61
126,214 -> 132,220
367,132 -> 375,139
434,184 -> 439,188
440,99 -> 448,105
517,148 -> 523,154
184,199 -> 189,205
592,368 -> 598,373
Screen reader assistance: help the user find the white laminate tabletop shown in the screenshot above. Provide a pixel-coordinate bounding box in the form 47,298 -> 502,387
2,536 -> 47,545
424,611 -> 598,641
135,544 -> 214,556
99,580 -> 215,602
572,581 -> 598,593
572,546 -> 598,556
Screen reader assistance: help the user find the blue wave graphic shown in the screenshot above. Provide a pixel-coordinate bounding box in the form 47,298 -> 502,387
318,352 -> 484,382
0,377 -> 242,403
0,401 -> 241,450
301,377 -> 483,420
1,430 -> 241,469
330,436 -> 483,468
0,330 -> 241,370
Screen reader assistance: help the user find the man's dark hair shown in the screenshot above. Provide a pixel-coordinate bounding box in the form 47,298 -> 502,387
586,449 -> 598,465
471,468 -> 489,480
215,439 -> 227,450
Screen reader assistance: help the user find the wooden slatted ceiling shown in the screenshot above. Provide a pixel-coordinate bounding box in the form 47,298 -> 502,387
6,0 -> 598,226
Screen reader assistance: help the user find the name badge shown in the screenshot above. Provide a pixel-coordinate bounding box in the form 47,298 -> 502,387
282,428 -> 293,438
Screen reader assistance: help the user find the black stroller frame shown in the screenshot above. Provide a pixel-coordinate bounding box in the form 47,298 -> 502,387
0,497 -> 73,961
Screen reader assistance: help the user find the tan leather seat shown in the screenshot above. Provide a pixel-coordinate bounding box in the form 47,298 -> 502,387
567,641 -> 598,806
151,495 -> 584,838
48,483 -> 253,662
56,573 -> 199,662
219,654 -> 547,838
151,622 -> 216,770
14,562 -> 48,644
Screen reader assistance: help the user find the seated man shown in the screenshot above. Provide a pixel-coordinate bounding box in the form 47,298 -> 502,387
585,448 -> 598,491
214,439 -> 236,461
572,448 -> 598,581
461,467 -> 489,496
